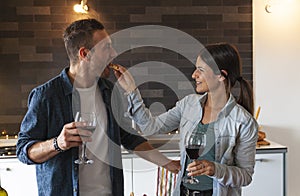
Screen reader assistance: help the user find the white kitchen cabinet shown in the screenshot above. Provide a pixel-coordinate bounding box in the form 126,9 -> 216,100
243,153 -> 284,196
123,152 -> 180,196
123,158 -> 134,195
123,140 -> 287,196
243,141 -> 287,196
132,158 -> 158,196
0,158 -> 38,196
123,156 -> 159,196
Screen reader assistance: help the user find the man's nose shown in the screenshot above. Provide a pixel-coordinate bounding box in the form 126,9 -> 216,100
110,47 -> 117,59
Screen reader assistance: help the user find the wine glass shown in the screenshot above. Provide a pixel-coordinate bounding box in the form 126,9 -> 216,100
182,127 -> 206,184
74,111 -> 97,164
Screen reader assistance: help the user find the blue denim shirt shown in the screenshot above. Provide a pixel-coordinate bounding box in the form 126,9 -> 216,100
17,68 -> 146,196
127,89 -> 258,196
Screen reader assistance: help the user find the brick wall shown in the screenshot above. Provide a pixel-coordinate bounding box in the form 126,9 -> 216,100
0,0 -> 252,135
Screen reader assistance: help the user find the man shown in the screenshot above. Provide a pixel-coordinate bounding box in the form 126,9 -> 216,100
17,19 -> 180,196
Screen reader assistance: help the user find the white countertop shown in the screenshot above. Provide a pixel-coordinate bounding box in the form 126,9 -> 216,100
0,138 -> 287,159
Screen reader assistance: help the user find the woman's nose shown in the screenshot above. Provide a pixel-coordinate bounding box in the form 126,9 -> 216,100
192,69 -> 198,79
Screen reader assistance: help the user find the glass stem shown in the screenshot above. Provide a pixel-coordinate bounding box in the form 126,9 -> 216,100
190,159 -> 195,180
82,142 -> 87,159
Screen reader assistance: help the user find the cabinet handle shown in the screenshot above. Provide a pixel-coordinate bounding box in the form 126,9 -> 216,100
0,168 -> 11,171
255,158 -> 266,162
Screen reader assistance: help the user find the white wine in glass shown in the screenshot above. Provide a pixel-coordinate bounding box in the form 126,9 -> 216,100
74,112 -> 97,165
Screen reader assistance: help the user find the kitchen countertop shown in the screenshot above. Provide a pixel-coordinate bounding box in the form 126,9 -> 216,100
122,137 -> 288,158
256,140 -> 287,154
0,137 -> 287,159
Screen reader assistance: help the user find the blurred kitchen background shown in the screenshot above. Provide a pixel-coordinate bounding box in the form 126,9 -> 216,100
0,0 -> 299,195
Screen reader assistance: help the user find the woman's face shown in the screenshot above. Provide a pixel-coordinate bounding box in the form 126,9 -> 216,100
192,56 -> 222,94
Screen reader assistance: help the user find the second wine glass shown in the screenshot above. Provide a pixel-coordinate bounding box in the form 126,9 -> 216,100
183,127 -> 206,184
74,111 -> 97,165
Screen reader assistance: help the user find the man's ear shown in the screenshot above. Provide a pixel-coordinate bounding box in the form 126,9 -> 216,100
78,47 -> 89,60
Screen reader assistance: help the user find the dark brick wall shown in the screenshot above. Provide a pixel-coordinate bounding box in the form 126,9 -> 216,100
0,0 -> 252,136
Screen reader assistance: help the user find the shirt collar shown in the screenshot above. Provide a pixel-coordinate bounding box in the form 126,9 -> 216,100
60,67 -> 111,96
198,93 -> 236,118
60,67 -> 73,96
217,94 -> 236,118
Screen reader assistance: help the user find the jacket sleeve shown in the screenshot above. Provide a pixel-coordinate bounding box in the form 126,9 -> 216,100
212,115 -> 258,187
108,83 -> 147,151
126,88 -> 183,135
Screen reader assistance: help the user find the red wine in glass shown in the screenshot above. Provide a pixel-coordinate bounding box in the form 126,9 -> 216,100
183,129 -> 206,184
186,145 -> 205,160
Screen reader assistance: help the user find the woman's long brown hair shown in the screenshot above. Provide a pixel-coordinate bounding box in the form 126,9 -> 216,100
199,43 -> 254,115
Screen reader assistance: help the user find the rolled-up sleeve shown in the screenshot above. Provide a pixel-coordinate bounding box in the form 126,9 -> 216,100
17,88 -> 47,164
120,128 -> 147,151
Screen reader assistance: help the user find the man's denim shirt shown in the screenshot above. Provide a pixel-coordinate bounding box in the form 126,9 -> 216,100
17,68 -> 146,196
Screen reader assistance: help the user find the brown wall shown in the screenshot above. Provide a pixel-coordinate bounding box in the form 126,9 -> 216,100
0,0 -> 252,135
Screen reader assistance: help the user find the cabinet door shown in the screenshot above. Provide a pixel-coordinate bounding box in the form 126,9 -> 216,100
0,158 -> 38,196
123,158 -> 133,196
243,153 -> 283,196
132,158 -> 157,196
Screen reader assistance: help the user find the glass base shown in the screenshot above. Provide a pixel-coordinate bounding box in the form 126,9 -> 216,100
182,176 -> 199,184
74,158 -> 94,164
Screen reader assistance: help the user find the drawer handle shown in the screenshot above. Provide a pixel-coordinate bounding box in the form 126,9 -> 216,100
255,158 -> 266,162
0,168 -> 11,171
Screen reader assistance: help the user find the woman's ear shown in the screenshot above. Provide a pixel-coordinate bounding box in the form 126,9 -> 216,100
219,70 -> 228,81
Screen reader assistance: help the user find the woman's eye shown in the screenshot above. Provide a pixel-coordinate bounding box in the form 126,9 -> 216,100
106,43 -> 112,49
196,67 -> 204,72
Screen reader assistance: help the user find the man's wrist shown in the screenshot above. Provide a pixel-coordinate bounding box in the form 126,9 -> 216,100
53,137 -> 64,153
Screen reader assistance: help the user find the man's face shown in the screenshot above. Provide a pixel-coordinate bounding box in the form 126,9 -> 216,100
86,30 -> 117,78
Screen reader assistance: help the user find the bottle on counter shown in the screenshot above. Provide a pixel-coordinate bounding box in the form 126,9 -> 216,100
0,186 -> 8,196
0,175 -> 8,196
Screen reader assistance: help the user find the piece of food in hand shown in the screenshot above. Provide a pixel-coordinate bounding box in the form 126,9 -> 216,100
109,63 -> 119,71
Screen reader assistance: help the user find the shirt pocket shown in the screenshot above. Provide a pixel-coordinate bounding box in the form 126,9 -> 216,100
179,117 -> 196,133
219,135 -> 236,165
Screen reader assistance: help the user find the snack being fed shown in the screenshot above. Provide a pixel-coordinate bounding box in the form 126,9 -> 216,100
109,63 -> 119,71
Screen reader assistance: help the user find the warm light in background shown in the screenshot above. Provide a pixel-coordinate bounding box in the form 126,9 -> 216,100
265,4 -> 273,13
265,0 -> 294,14
74,0 -> 89,14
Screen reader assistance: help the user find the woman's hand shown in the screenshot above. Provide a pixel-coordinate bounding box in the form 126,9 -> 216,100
111,64 -> 137,93
186,160 -> 215,177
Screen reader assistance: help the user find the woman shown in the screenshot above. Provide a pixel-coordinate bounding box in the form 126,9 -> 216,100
114,43 -> 258,196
